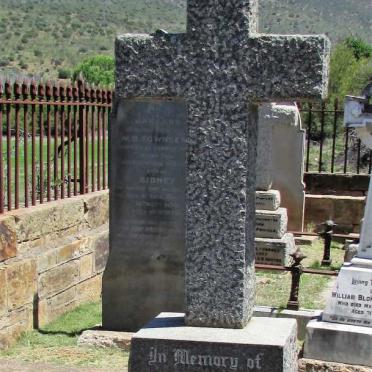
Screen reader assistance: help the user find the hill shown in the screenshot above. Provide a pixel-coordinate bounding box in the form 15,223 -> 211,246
0,0 -> 370,80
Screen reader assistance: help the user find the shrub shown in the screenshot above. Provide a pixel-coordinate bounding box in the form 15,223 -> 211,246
72,55 -> 114,86
58,68 -> 71,79
0,59 -> 9,67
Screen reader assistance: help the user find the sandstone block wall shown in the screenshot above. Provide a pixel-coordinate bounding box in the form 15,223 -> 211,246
305,194 -> 365,233
0,190 -> 109,349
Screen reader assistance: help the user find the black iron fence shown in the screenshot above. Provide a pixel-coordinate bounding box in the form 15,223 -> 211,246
299,99 -> 372,174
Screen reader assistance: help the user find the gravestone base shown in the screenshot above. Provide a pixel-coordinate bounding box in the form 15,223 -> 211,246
304,320 -> 372,367
255,233 -> 296,266
129,313 -> 298,372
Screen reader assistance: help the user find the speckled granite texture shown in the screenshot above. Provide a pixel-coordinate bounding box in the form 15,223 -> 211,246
114,0 -> 330,329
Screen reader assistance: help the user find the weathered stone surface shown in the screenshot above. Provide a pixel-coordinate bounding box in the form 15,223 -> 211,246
38,289 -> 77,327
344,241 -> 359,263
129,313 -> 297,372
0,216 -> 17,262
79,254 -> 93,281
92,230 -> 109,273
299,358 -> 371,372
37,239 -> 84,273
255,233 -> 296,266
304,320 -> 372,367
109,0 -> 329,331
269,103 -> 305,231
305,195 -> 365,234
84,191 -> 109,229
0,305 -> 33,349
78,329 -> 133,349
104,99 -> 186,331
76,274 -> 102,304
14,198 -> 85,243
256,208 -> 288,239
0,269 -> 7,317
38,261 -> 79,298
6,259 -> 36,310
255,190 -> 281,211
254,306 -> 322,341
256,108 -> 273,191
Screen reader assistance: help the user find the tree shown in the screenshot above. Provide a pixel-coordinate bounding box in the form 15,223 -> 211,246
72,55 -> 114,87
328,37 -> 372,101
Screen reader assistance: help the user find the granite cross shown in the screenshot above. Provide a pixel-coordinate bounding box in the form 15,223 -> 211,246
114,0 -> 330,329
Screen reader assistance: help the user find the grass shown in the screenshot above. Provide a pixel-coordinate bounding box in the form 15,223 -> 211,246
0,302 -> 128,369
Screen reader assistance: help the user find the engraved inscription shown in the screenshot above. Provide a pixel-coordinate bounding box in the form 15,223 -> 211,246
112,99 -> 187,249
147,347 -> 265,370
324,268 -> 372,326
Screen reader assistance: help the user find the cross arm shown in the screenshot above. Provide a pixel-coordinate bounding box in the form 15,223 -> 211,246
245,34 -> 330,102
115,33 -> 186,99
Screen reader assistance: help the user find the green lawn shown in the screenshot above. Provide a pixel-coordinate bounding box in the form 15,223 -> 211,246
0,302 -> 128,370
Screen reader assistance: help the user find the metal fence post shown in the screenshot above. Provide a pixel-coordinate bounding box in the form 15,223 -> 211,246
287,249 -> 306,310
78,80 -> 86,194
320,220 -> 336,266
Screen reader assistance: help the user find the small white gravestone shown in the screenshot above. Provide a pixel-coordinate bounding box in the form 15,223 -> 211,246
305,90 -> 372,367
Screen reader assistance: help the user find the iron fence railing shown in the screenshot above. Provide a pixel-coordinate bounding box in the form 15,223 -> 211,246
0,79 -> 112,213
299,99 -> 372,175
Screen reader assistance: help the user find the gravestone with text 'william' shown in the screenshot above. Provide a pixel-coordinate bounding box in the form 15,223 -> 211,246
104,0 -> 330,369
304,91 -> 372,368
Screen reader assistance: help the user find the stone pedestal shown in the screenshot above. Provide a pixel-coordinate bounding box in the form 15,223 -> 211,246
256,234 -> 296,266
129,313 -> 298,372
304,320 -> 372,367
255,190 -> 296,266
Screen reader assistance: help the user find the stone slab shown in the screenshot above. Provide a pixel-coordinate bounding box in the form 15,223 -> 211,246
304,319 -> 372,367
322,264 -> 372,327
104,98 -> 186,331
129,313 -> 297,372
255,190 -> 281,211
270,103 -> 306,232
255,233 -> 296,266
256,108 -> 273,191
78,328 -> 133,349
299,358 -> 371,372
253,306 -> 321,341
294,235 -> 318,246
256,208 -> 288,239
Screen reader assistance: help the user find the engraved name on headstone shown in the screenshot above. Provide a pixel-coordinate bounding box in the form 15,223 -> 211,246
104,99 -> 187,330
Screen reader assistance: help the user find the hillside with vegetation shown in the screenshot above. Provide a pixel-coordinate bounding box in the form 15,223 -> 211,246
0,0 -> 370,79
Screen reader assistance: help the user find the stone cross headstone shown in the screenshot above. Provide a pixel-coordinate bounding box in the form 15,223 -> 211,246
104,0 -> 330,336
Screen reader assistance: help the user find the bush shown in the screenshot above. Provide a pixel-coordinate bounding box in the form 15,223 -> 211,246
72,55 -> 114,86
0,59 -> 9,67
34,50 -> 42,57
58,68 -> 71,79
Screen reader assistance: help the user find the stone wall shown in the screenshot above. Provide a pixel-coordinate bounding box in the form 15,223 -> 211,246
0,190 -> 109,349
305,194 -> 365,233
